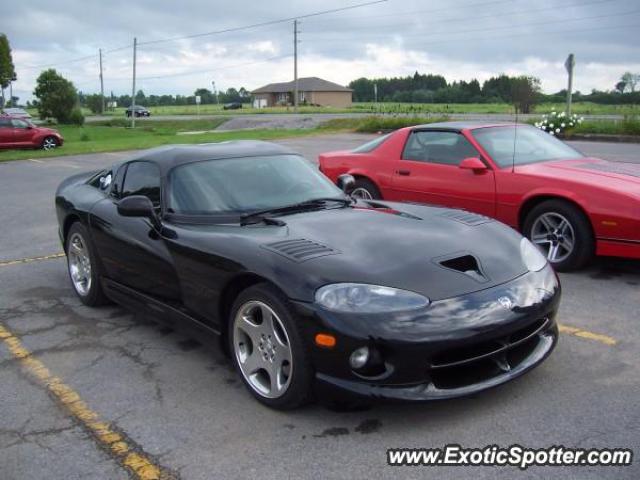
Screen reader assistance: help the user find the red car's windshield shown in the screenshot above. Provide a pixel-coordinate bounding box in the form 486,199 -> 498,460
472,125 -> 583,168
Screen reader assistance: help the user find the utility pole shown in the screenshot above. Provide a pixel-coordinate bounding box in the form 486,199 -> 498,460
130,37 -> 137,128
99,48 -> 105,115
565,53 -> 575,115
212,81 -> 218,104
294,19 -> 299,113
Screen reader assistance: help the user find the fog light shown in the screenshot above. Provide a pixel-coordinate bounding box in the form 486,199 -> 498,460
349,346 -> 370,369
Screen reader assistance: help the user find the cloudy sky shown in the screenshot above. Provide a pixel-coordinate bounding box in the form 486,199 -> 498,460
4,0 -> 639,101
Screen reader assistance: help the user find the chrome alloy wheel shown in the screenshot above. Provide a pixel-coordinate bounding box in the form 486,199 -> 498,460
42,137 -> 57,150
233,301 -> 293,399
67,232 -> 92,296
530,212 -> 576,263
351,187 -> 373,200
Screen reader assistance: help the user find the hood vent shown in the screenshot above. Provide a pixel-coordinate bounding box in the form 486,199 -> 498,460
262,239 -> 339,262
439,210 -> 492,226
438,254 -> 488,283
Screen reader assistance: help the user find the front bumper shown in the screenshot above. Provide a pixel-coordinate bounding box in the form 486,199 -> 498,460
292,265 -> 560,402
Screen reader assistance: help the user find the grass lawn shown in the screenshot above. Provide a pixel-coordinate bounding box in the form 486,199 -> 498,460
26,101 -> 640,118
0,119 -> 344,163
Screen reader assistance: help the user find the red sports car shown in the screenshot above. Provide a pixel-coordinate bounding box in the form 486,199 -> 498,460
319,122 -> 640,271
0,114 -> 64,150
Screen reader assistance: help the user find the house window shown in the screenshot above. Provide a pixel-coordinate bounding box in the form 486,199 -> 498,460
299,91 -> 305,102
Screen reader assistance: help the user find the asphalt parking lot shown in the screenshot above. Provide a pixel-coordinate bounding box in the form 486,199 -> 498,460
0,134 -> 639,480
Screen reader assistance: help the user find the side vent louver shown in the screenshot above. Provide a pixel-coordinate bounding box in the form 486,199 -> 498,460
438,254 -> 488,283
262,239 -> 339,262
439,210 -> 492,226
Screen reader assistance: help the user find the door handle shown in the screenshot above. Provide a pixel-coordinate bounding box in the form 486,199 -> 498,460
397,169 -> 411,176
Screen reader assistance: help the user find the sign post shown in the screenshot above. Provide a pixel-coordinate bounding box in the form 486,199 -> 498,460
195,95 -> 201,117
565,53 -> 575,115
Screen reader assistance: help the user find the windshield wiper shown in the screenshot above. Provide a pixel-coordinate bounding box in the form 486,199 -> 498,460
240,197 -> 351,226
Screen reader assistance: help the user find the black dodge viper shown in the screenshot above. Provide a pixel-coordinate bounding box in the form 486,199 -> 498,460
55,141 -> 560,409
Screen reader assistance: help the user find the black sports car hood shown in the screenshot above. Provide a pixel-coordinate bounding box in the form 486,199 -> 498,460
258,202 -> 528,301
171,201 -> 531,302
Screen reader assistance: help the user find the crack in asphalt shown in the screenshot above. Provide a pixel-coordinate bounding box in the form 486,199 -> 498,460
0,322 -> 180,480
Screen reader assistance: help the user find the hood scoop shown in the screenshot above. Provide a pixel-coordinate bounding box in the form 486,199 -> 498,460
438,210 -> 492,226
437,253 -> 489,283
262,239 -> 339,262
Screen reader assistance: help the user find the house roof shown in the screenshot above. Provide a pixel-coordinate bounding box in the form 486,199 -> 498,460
251,77 -> 352,94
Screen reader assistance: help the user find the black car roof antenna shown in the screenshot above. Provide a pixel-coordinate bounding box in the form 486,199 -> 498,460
511,106 -> 518,174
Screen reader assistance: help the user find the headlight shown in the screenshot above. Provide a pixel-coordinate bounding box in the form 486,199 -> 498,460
520,237 -> 547,272
315,283 -> 430,313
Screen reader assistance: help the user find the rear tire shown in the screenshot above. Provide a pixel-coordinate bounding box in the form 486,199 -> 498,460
66,222 -> 110,306
523,199 -> 594,271
228,283 -> 314,410
351,178 -> 381,200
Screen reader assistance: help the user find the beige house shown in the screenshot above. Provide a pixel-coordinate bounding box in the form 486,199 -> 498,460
251,77 -> 353,108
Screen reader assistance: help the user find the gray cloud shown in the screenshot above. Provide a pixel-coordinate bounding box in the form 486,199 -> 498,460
4,0 -> 639,100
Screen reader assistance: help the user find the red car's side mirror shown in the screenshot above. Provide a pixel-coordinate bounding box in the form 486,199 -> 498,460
459,157 -> 487,172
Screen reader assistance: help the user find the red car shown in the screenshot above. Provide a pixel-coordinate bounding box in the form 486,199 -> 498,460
319,122 -> 640,271
0,115 -> 64,150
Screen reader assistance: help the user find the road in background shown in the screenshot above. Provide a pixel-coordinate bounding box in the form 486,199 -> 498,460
84,112 -> 629,125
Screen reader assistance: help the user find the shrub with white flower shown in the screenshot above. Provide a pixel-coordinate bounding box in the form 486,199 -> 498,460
534,111 -> 583,136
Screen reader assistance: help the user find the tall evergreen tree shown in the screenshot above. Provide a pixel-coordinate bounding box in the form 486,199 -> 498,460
0,34 -> 17,107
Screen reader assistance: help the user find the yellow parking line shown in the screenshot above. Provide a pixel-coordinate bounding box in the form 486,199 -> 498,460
0,323 -> 175,480
0,253 -> 65,267
559,323 -> 617,346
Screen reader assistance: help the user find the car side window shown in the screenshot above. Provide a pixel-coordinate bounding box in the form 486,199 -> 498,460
10,119 -> 29,129
121,161 -> 161,206
402,131 -> 478,166
0,118 -> 11,128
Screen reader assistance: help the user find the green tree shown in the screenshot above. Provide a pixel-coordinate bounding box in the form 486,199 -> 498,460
194,88 -> 214,104
0,34 -> 17,107
84,93 -> 104,114
620,72 -> 639,93
134,89 -> 146,106
33,69 -> 78,123
510,76 -> 541,114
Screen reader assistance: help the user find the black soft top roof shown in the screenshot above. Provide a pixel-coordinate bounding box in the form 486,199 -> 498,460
115,140 -> 299,175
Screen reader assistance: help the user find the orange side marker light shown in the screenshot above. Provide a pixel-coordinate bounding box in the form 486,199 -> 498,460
315,333 -> 336,348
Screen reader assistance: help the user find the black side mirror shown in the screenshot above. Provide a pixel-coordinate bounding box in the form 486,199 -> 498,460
337,174 -> 356,195
117,195 -> 161,229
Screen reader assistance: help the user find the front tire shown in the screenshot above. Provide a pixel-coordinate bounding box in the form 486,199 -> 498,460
229,283 -> 314,410
41,136 -> 58,150
351,178 -> 381,200
523,200 -> 594,271
66,223 -> 109,306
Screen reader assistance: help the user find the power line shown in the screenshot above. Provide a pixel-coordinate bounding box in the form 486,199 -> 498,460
304,0 -> 525,25
303,22 -> 640,57
396,7 -> 640,40
304,0 -> 618,33
137,0 -> 387,46
21,42 -> 131,72
22,53 -> 98,71
308,7 -> 640,44
132,54 -> 294,81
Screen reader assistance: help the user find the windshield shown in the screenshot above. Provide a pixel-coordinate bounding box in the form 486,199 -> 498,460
168,154 -> 343,215
472,125 -> 583,168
